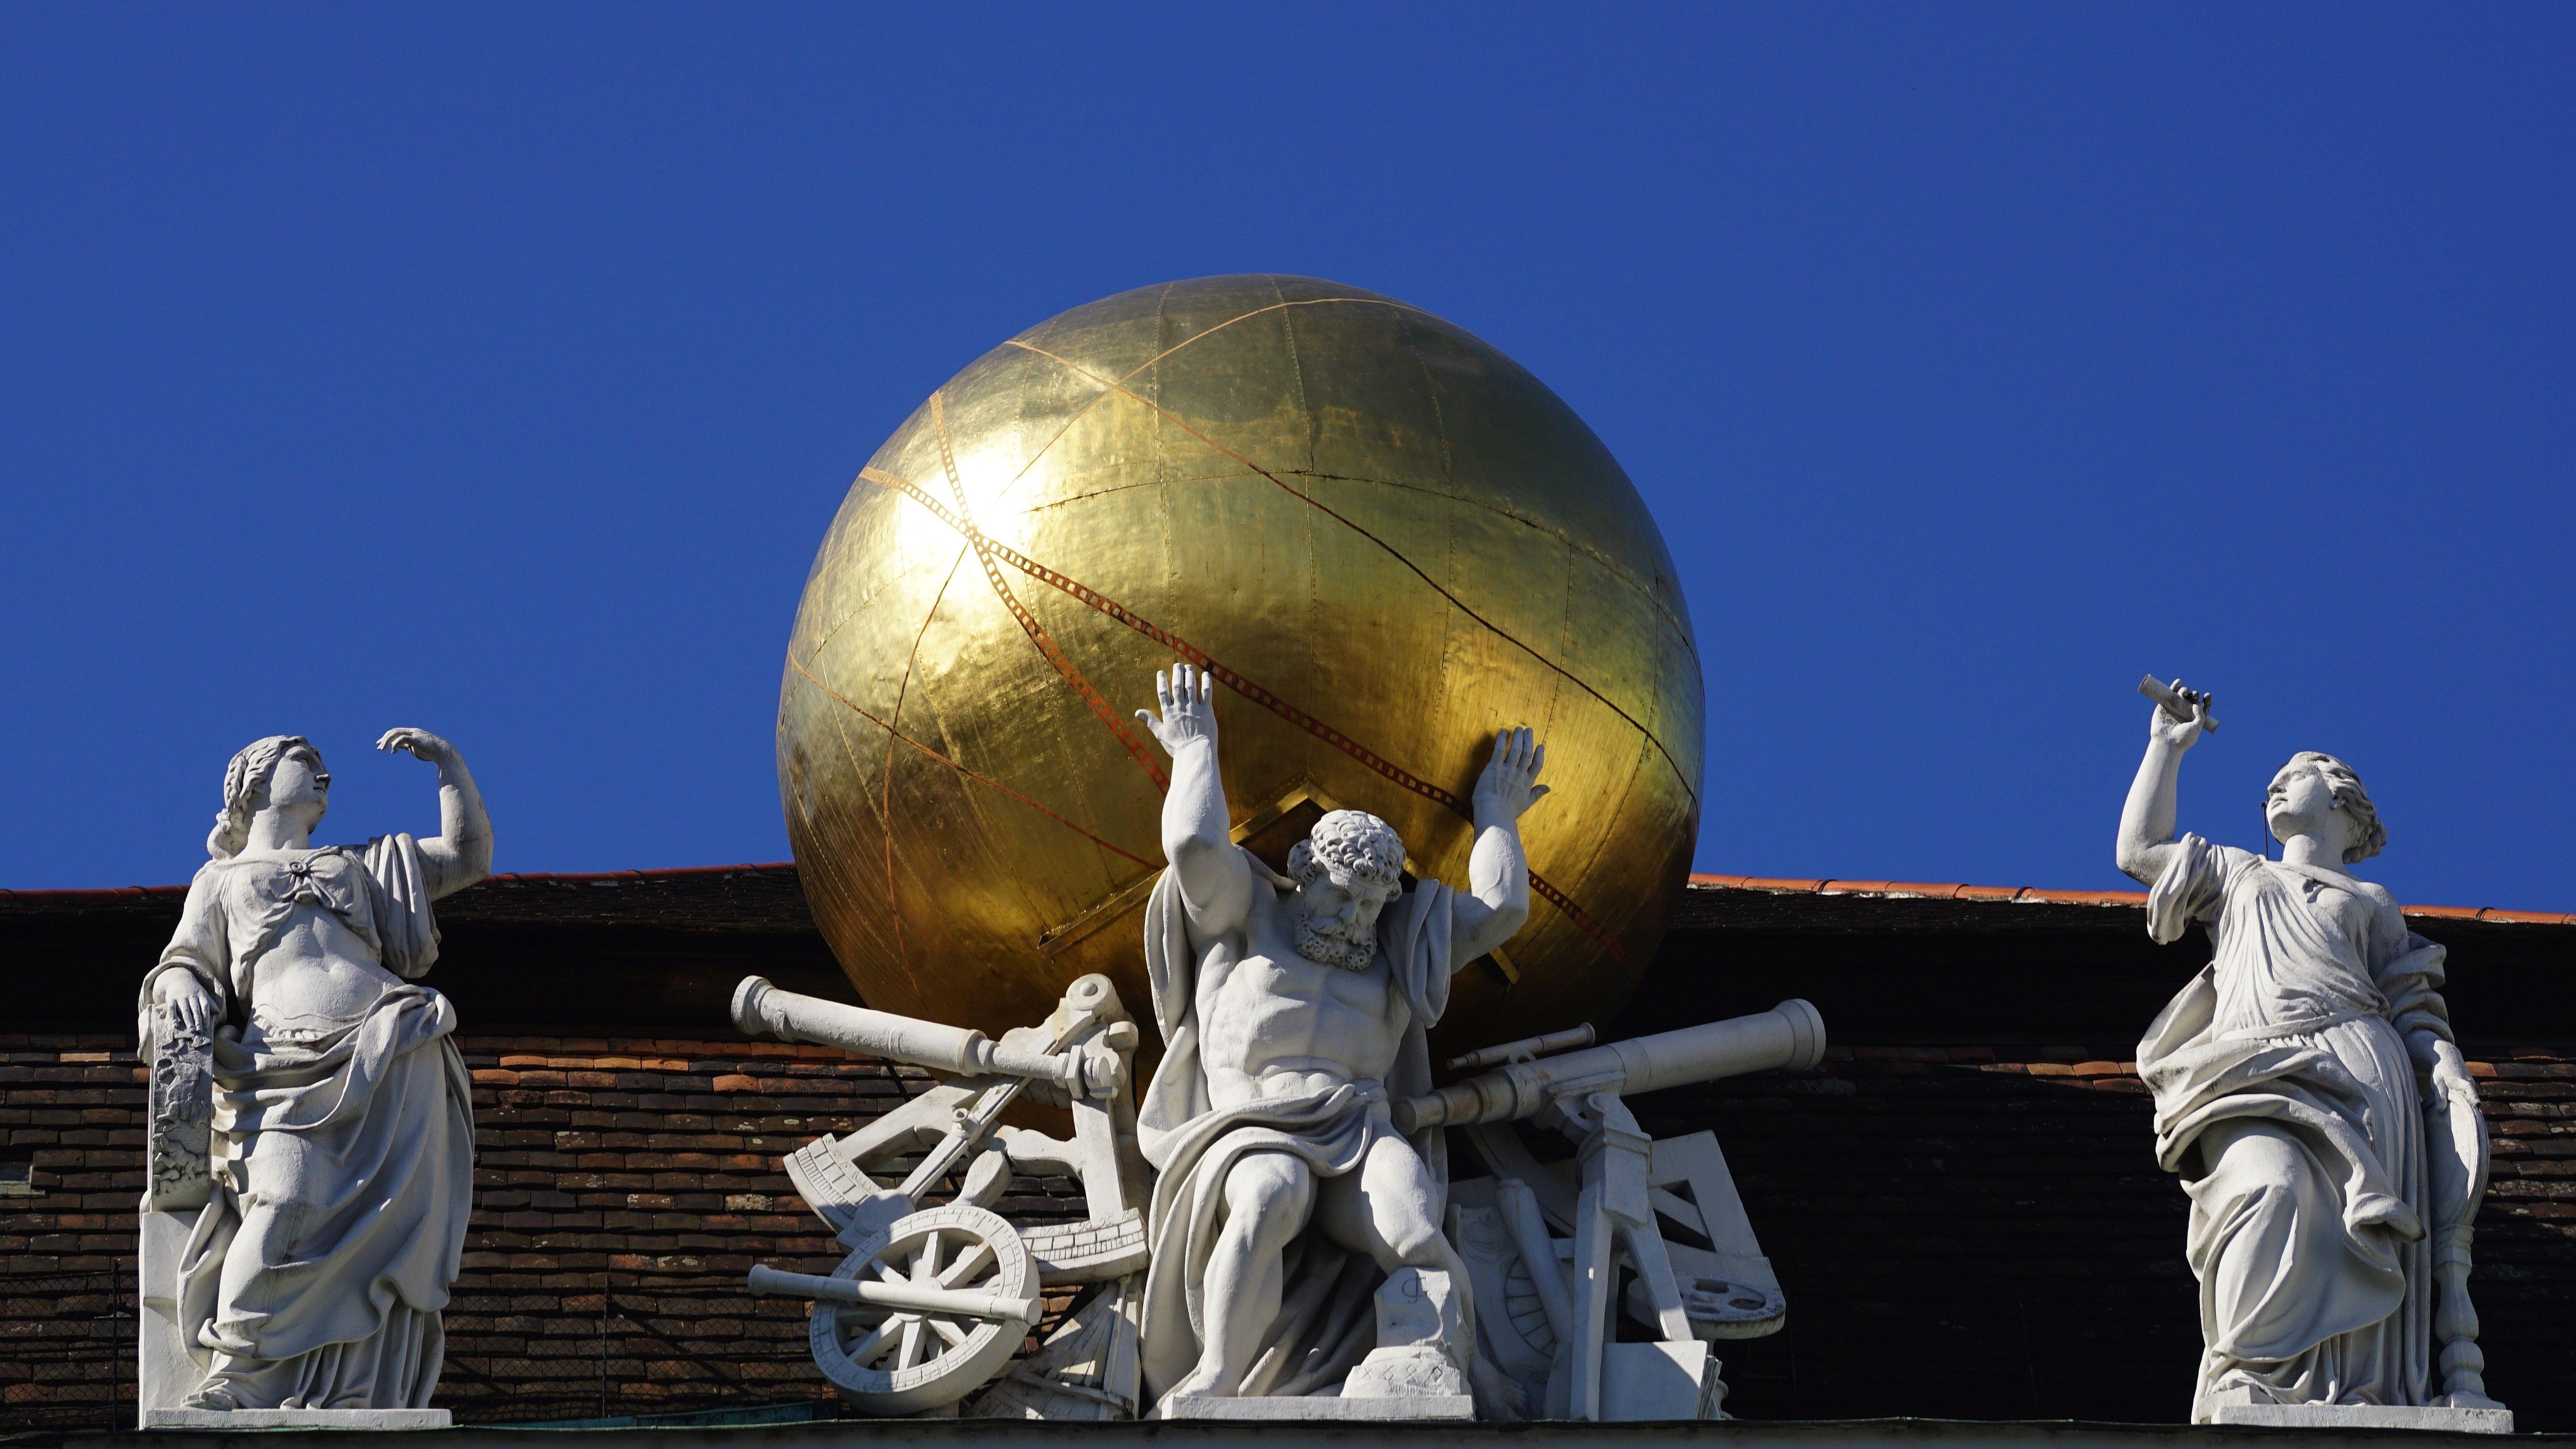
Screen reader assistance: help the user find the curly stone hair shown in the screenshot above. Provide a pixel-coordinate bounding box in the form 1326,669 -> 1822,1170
2280,751 -> 2387,864
1287,809 -> 1404,890
206,735 -> 317,860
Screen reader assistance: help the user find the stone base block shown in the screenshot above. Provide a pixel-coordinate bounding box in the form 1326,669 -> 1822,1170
2208,1404 -> 2513,1434
1156,1394 -> 1476,1421
139,1408 -> 453,1429
1600,1340 -> 1724,1421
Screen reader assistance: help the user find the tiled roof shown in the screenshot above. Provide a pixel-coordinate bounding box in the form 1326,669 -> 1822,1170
2,863 -> 2566,928
0,863 -> 812,931
1688,872 -> 2576,926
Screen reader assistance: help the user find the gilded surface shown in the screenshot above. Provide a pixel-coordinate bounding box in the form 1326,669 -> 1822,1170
780,275 -> 1703,1054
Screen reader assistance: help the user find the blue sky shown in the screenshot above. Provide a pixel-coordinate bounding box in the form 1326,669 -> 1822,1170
4,5 -> 2569,910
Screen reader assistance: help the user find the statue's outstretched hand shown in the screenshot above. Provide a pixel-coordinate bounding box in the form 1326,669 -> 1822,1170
2150,682 -> 2211,753
1474,726 -> 1550,821
376,727 -> 458,767
152,970 -> 218,1038
1135,664 -> 1218,755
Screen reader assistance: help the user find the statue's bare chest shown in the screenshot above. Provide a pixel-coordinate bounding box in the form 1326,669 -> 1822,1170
1197,907 -> 1407,1082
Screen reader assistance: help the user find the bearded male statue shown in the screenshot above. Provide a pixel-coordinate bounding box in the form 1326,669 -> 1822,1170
1129,663 -> 1549,1413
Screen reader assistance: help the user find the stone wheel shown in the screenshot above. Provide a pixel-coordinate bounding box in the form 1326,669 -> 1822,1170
809,1204 -> 1034,1413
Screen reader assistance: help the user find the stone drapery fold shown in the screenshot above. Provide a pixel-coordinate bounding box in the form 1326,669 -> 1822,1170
140,834 -> 472,1410
2138,834 -> 2449,1420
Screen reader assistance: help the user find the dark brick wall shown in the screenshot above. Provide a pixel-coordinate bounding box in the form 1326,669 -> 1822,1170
1631,1042 -> 2576,1428
0,1033 -> 1090,1431
8,1031 -> 2572,1430
0,1035 -> 134,1431
6,873 -> 2570,1431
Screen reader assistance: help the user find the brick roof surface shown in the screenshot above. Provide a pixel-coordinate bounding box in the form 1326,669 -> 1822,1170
4,863 -> 2573,1428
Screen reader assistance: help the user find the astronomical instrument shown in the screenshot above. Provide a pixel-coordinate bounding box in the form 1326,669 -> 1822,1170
769,1205 -> 1037,1414
778,274 -> 1704,1051
1435,1000 -> 1826,1420
739,974 -> 1153,1416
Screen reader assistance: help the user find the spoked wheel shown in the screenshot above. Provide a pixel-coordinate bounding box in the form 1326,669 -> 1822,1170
809,1204 -> 1035,1413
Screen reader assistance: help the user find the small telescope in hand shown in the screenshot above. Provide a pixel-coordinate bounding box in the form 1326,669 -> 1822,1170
2139,675 -> 2218,733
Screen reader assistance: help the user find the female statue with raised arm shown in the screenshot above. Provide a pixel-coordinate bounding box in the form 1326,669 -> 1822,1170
2116,686 -> 2500,1425
141,730 -> 491,1412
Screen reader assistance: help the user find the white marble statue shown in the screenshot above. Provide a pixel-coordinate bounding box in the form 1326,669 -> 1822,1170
1129,665 -> 1547,1412
2117,685 -> 2502,1427
140,730 -> 490,1414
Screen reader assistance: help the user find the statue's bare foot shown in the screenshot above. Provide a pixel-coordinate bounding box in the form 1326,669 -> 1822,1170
1167,1378 -> 1225,1399
1160,1362 -> 1232,1405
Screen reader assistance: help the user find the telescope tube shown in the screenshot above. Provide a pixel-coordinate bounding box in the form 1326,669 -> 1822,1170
732,976 -> 1075,1086
1396,999 -> 1826,1133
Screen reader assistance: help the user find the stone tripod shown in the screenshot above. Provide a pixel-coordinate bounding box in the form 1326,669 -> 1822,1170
2116,682 -> 2506,1431
1409,1000 -> 1824,1421
1131,663 -> 1550,1411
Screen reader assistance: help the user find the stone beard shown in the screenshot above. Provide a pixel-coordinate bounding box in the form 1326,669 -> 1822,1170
1293,912 -> 1376,971
1287,817 -> 1404,972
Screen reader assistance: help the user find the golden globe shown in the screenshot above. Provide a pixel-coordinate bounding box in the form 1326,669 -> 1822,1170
778,275 -> 1703,1057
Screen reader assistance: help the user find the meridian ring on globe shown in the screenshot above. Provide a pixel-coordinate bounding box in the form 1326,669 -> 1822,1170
779,274 -> 1704,1053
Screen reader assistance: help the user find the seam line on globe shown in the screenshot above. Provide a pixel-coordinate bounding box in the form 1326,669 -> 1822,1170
998,336 -> 1697,813
932,393 -> 1170,794
852,464 -> 1628,968
877,545 -> 975,985
787,656 -> 1156,870
813,651 -> 921,1000
1010,463 -> 1697,645
1278,468 -> 1692,641
988,296 -> 1441,514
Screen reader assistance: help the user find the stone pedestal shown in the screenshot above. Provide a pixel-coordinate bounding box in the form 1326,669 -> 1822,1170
2208,1403 -> 2513,1434
135,1208 -> 196,1418
138,1408 -> 453,1429
138,1006 -> 212,1423
1156,1395 -> 1476,1421
1598,1341 -> 1724,1422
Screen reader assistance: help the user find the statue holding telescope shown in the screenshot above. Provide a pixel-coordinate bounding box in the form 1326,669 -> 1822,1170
2120,678 -> 2503,1426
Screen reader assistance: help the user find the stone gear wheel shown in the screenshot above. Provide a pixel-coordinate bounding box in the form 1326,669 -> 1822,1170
808,1204 -> 1034,1413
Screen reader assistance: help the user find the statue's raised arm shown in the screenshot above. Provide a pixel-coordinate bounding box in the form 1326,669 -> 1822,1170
1450,726 -> 1546,967
376,727 -> 493,900
1134,665 -> 1252,940
2114,677 -> 2212,886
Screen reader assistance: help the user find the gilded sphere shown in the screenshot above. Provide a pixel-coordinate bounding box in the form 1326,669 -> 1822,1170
779,275 -> 1703,1054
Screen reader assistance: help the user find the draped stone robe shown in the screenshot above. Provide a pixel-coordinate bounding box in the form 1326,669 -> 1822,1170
2137,834 -> 2459,1420
139,835 -> 474,1411
1135,849 -> 1459,1403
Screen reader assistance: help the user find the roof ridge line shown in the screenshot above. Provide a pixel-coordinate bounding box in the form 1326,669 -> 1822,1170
1686,872 -> 2576,926
0,861 -> 800,906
